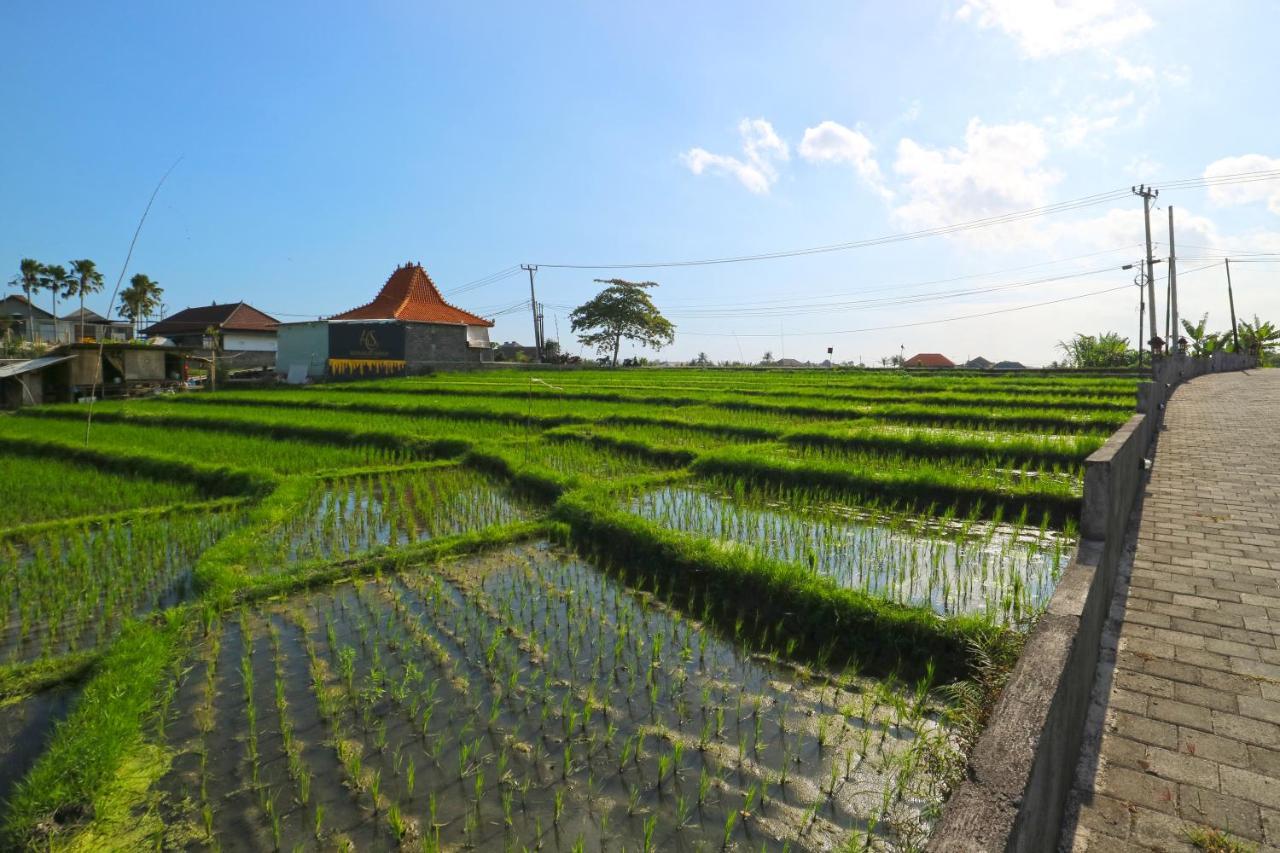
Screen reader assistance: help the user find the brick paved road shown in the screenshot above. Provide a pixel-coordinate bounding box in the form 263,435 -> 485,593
1062,369 -> 1280,851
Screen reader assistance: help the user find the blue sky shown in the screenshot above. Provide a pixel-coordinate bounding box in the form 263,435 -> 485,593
3,1 -> 1277,365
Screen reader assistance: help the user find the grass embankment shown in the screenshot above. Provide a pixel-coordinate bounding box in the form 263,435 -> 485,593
691,448 -> 1079,529
0,437 -> 274,502
0,451 -> 204,528
2,616 -> 184,849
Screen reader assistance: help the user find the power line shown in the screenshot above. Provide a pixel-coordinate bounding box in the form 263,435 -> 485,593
679,283 -> 1137,337
532,168 -> 1280,270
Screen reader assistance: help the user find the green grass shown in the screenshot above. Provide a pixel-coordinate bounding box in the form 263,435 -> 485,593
0,368 -> 1136,848
0,452 -> 203,528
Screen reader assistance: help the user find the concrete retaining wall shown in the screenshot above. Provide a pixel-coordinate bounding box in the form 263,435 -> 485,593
928,354 -> 1257,852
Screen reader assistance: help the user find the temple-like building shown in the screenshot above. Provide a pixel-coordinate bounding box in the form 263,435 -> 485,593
275,262 -> 495,380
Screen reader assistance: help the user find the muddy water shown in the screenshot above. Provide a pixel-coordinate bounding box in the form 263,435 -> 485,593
0,686 -> 81,815
627,485 -> 1073,625
161,543 -> 955,851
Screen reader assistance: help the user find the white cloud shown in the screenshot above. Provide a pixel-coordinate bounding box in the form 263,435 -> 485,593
1204,154 -> 1280,214
891,119 -> 1061,244
682,118 -> 789,195
955,0 -> 1154,58
799,121 -> 892,199
1114,57 -> 1155,82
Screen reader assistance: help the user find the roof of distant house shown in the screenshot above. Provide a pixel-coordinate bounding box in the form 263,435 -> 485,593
1,294 -> 55,320
329,263 -> 494,327
993,360 -> 1027,369
964,356 -> 993,369
904,352 -> 956,368
60,307 -> 125,324
144,302 -> 280,336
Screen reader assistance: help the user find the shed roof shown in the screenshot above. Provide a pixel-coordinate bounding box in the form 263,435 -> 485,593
0,355 -> 74,379
144,302 -> 280,336
329,263 -> 494,327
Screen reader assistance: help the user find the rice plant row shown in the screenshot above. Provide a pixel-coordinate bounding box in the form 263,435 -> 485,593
0,452 -> 205,529
163,544 -> 958,851
0,511 -> 242,664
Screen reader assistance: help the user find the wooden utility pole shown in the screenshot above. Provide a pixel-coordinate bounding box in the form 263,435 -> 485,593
1168,205 -> 1178,350
521,264 -> 542,362
1133,185 -> 1160,356
1225,258 -> 1240,351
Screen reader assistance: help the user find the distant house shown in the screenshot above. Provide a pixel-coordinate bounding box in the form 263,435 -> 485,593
494,341 -> 539,362
60,307 -> 131,342
1,295 -> 58,344
144,302 -> 280,370
773,357 -> 805,367
993,360 -> 1027,370
964,356 -> 993,369
276,262 -> 495,381
904,352 -> 955,368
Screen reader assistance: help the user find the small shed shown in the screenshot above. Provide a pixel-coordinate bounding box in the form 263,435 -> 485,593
0,355 -> 74,408
61,343 -> 188,398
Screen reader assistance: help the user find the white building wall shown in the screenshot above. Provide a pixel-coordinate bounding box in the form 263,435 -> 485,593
222,332 -> 277,352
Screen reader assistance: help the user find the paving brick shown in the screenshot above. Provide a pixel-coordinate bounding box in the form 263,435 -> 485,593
1179,784 -> 1264,842
1064,371 -> 1280,852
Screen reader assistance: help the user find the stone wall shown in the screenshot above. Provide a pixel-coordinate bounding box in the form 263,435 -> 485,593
404,324 -> 492,371
928,354 -> 1257,853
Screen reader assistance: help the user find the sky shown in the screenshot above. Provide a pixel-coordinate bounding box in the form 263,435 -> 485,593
2,0 -> 1277,366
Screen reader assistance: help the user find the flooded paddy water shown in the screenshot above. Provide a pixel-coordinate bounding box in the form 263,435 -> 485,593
627,485 -> 1074,626
160,543 -> 956,851
270,466 -> 531,565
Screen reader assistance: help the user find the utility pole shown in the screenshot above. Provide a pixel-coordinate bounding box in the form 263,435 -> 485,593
1123,263 -> 1146,367
1168,205 -> 1179,352
1133,185 -> 1160,357
1225,258 -> 1240,351
521,264 -> 542,362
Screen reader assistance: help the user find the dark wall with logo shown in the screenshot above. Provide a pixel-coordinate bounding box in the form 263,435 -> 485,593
328,323 -> 406,361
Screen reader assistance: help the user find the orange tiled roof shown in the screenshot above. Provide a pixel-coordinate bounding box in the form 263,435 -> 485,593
329,263 -> 494,327
904,352 -> 955,368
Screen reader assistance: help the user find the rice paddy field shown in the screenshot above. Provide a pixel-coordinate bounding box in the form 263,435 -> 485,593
0,366 -> 1138,851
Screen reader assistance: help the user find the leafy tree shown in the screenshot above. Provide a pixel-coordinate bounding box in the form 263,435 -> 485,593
120,273 -> 163,339
569,279 -> 674,367
67,259 -> 105,337
1180,313 -> 1225,357
1056,332 -> 1135,368
8,258 -> 44,344
542,339 -> 562,362
692,351 -> 711,366
761,350 -> 773,364
1237,315 -> 1280,357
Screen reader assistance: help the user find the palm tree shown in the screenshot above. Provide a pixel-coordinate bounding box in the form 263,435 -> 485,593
119,273 -> 163,339
42,264 -> 73,342
67,259 -> 105,340
7,258 -> 44,344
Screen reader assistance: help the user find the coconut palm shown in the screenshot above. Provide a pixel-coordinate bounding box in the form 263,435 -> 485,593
7,258 -> 44,344
119,273 -> 163,339
67,259 -> 105,339
41,264 -> 73,342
